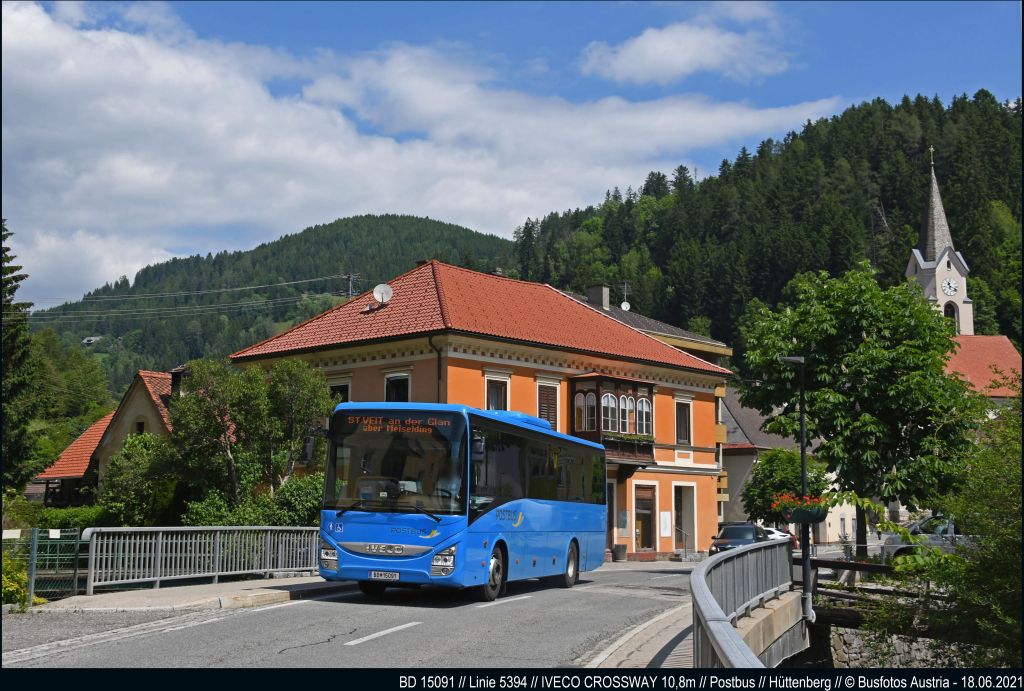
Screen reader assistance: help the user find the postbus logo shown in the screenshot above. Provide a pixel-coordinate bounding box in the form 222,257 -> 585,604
390,527 -> 438,538
495,509 -> 524,527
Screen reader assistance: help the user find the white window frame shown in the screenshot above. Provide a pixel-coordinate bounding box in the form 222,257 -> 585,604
535,375 -> 562,432
328,375 -> 353,402
674,394 -> 694,447
383,367 -> 413,402
585,392 -> 597,431
483,368 -> 511,411
574,392 -> 586,432
636,398 -> 652,436
601,393 -> 618,433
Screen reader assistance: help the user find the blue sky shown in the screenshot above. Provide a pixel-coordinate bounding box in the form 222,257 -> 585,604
2,1 -> 1020,305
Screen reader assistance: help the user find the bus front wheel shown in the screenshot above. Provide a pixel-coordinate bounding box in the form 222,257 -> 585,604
359,581 -> 387,597
476,546 -> 505,602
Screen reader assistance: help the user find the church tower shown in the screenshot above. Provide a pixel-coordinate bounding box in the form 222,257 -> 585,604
905,147 -> 974,335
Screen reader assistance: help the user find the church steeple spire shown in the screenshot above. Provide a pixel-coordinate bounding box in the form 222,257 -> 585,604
919,148 -> 955,261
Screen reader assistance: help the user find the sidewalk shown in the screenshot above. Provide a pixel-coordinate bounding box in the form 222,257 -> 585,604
28,576 -> 356,613
584,599 -> 694,668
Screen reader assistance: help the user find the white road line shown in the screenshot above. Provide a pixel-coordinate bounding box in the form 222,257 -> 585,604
344,621 -> 421,646
649,574 -> 682,580
476,595 -> 532,609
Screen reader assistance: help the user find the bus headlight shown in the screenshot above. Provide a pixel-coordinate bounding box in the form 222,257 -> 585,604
320,538 -> 338,570
431,545 -> 456,576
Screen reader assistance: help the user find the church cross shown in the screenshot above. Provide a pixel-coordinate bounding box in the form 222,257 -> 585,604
928,144 -> 935,166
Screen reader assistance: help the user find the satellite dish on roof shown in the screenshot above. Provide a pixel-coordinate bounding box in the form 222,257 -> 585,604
621,301 -> 631,311
372,283 -> 394,306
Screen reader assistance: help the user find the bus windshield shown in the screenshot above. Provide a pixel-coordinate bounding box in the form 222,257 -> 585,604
324,411 -> 467,515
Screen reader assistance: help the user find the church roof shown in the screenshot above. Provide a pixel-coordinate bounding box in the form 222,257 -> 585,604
947,335 -> 1021,398
919,165 -> 955,262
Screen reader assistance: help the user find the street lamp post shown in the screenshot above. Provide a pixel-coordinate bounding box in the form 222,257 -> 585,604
780,355 -> 815,623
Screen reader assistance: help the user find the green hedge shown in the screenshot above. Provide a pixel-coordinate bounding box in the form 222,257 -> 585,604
36,505 -> 113,530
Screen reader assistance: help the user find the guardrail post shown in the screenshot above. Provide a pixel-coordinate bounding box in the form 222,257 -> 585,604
213,531 -> 221,584
263,530 -> 271,578
154,531 -> 163,589
27,528 -> 39,607
86,530 -> 97,595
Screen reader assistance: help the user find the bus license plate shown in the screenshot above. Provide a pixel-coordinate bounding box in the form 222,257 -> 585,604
369,571 -> 399,581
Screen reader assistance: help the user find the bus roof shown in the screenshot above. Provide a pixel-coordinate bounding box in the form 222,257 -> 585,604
332,402 -> 605,451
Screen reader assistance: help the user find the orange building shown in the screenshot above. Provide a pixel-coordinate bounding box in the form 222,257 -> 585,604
231,261 -> 732,557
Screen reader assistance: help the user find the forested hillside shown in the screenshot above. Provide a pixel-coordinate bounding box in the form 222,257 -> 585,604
511,91 -> 1021,365
32,215 -> 513,394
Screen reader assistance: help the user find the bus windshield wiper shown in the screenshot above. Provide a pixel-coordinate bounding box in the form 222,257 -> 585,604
403,504 -> 442,523
338,499 -> 371,516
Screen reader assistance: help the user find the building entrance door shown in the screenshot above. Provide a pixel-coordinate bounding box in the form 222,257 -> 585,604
634,485 -> 655,551
674,486 -> 696,555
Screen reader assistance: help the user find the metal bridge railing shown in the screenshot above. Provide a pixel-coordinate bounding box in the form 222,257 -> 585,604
690,538 -> 793,668
82,526 -> 318,595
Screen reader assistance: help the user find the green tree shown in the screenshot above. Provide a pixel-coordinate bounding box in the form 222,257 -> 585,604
739,263 -> 985,556
741,449 -> 829,525
865,375 -> 1021,667
267,360 -> 335,489
2,221 -> 42,491
99,434 -> 177,526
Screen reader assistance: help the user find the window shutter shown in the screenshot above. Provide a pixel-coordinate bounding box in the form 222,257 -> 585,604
538,384 -> 558,428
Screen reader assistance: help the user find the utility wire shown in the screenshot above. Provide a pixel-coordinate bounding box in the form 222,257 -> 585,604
29,271 -> 359,303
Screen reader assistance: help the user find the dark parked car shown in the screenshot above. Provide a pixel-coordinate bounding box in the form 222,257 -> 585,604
708,523 -> 769,555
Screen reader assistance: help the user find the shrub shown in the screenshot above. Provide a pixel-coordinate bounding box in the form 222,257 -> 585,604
36,505 -> 112,530
2,551 -> 29,608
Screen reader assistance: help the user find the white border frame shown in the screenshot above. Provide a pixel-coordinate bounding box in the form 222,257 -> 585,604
383,367 -> 413,402
535,375 -> 562,433
630,479 -> 659,553
670,480 -> 699,553
483,368 -> 511,411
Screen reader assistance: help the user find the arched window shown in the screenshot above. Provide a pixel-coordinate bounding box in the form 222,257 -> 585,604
574,393 -> 585,432
637,398 -> 652,436
620,396 -> 635,433
601,393 -> 618,432
585,392 -> 597,431
944,302 -> 959,332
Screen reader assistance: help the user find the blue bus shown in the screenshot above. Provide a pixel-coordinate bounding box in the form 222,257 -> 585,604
319,403 -> 607,601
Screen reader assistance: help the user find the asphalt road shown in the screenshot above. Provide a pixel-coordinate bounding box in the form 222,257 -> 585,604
3,561 -> 693,668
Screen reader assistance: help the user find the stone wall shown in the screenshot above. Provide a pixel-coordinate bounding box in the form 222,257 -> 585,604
830,627 -> 936,668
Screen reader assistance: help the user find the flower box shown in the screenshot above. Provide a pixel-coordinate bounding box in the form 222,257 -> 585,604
788,506 -> 828,523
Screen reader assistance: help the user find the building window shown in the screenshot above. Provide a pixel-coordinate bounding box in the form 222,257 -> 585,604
601,393 -> 618,432
585,392 -> 597,431
537,384 -> 558,428
622,397 -> 635,434
135,421 -> 145,434
637,398 -> 652,435
675,401 -> 691,445
574,393 -> 586,431
330,383 -> 350,402
486,379 -> 508,411
384,374 -> 410,402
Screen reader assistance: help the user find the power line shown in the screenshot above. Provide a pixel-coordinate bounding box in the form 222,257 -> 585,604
28,271 -> 360,304
14,291 -> 347,323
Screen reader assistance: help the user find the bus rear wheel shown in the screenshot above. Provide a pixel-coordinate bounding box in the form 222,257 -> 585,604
476,546 -> 504,602
359,581 -> 387,597
558,542 -> 579,588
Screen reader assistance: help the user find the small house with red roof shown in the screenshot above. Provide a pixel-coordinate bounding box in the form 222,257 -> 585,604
231,260 -> 732,557
33,370 -> 175,506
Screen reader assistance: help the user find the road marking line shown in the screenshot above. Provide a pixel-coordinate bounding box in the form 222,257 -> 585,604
344,621 -> 421,646
476,594 -> 531,608
584,602 -> 690,668
649,574 -> 682,580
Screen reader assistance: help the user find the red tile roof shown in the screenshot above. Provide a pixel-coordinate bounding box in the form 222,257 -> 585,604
137,371 -> 172,431
232,261 -> 730,375
37,411 -> 115,480
947,335 -> 1021,398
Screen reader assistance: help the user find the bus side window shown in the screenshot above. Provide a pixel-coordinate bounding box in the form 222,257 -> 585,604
526,443 -> 556,500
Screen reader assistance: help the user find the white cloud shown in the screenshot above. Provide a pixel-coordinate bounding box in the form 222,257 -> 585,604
2,1 -> 836,304
580,3 -> 789,85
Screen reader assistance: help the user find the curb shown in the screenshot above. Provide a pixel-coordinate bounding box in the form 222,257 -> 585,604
26,581 -> 357,614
